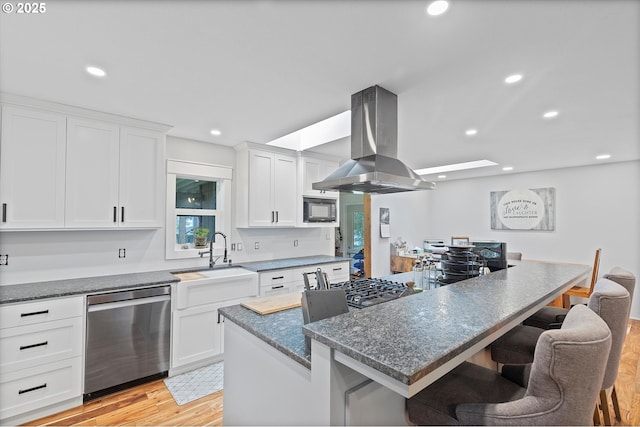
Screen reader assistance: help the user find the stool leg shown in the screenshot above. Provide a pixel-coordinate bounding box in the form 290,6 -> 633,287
562,294 -> 571,309
611,385 -> 622,421
600,389 -> 612,426
594,403 -> 602,426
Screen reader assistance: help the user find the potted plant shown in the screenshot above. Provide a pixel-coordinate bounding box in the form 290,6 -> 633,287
194,227 -> 210,248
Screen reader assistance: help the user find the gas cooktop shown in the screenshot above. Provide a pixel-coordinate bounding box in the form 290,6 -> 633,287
330,278 -> 414,309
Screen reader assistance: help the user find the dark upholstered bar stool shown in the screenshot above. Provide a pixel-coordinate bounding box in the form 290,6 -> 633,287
490,278 -> 631,426
406,305 -> 611,425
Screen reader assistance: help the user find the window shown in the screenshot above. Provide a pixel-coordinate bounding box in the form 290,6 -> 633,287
166,160 -> 232,260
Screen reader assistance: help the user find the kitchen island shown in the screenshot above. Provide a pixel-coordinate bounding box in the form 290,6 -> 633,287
219,260 -> 590,426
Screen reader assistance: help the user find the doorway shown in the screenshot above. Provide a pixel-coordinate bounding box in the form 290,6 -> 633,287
339,193 -> 365,277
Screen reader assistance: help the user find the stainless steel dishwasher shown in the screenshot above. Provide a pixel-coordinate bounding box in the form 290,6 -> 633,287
84,286 -> 171,400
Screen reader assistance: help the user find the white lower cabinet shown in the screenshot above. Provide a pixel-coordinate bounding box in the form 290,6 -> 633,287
259,261 -> 350,296
291,262 -> 350,292
171,302 -> 224,369
0,296 -> 84,424
170,272 -> 259,374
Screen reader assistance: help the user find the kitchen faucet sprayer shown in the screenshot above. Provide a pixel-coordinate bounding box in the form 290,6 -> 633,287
198,231 -> 229,268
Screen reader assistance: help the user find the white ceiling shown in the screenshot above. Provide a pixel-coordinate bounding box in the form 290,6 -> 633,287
1,0 -> 638,181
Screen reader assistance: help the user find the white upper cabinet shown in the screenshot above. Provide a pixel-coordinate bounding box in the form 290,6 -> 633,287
118,127 -> 164,228
299,156 -> 339,197
65,118 -> 120,228
236,144 -> 297,227
0,96 -> 169,230
65,118 -> 165,228
0,106 -> 67,229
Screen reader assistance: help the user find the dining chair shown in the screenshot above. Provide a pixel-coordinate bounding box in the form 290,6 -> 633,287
562,248 -> 601,308
406,304 -> 611,425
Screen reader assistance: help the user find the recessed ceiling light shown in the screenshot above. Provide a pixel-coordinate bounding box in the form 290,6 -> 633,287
504,74 -> 523,84
438,175 -> 447,179
210,129 -> 221,136
596,154 -> 611,160
415,159 -> 498,175
465,129 -> 478,136
502,166 -> 514,171
86,66 -> 106,77
426,0 -> 449,16
542,110 -> 559,119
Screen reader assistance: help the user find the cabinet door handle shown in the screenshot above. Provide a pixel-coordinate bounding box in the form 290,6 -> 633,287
113,206 -> 117,223
272,276 -> 284,280
275,211 -> 279,223
20,310 -> 49,318
18,383 -> 47,395
121,206 -> 125,223
271,211 -> 275,223
333,267 -> 342,271
20,341 -> 48,351
2,203 -> 6,222
271,285 -> 284,290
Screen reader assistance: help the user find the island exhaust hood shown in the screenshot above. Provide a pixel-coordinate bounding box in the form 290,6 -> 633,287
312,85 -> 436,194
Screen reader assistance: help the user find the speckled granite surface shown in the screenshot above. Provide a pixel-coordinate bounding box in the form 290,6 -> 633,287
0,255 -> 348,304
238,255 -> 350,272
0,271 -> 180,304
221,261 -> 589,385
302,261 -> 589,386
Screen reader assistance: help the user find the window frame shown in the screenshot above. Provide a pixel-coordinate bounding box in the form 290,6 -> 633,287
165,159 -> 232,260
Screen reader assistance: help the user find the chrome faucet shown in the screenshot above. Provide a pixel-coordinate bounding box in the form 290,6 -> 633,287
198,231 -> 228,268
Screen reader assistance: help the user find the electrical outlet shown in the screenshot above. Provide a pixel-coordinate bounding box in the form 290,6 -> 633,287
294,240 -> 298,247
254,242 -> 260,250
118,248 -> 126,258
0,254 -> 8,266
237,243 -> 243,251
231,243 -> 236,251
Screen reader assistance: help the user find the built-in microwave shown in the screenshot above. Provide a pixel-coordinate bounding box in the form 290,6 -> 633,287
303,197 -> 337,223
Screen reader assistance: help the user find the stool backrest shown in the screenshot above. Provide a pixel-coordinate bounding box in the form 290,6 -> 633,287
524,304 -> 611,425
587,278 -> 631,389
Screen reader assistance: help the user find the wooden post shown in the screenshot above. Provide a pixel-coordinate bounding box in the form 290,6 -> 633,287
364,194 -> 371,278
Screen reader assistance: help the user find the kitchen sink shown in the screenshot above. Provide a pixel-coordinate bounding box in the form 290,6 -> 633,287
174,266 -> 255,283
173,266 -> 259,309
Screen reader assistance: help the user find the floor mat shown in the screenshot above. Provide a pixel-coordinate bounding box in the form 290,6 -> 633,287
164,361 -> 224,405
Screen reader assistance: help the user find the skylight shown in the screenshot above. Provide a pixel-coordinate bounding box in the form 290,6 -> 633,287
414,160 -> 499,176
267,110 -> 350,151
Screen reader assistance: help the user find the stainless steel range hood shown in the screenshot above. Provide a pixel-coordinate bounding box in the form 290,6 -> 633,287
312,85 -> 436,194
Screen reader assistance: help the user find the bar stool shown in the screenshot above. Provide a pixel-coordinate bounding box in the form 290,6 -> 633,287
406,305 -> 611,425
524,266 -> 635,330
490,278 -> 631,426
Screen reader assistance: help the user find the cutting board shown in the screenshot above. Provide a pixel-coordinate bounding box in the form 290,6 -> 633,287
241,292 -> 302,315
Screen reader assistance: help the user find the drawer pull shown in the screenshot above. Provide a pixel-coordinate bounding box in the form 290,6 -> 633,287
20,341 -> 48,351
333,267 -> 343,271
20,310 -> 49,318
271,285 -> 284,289
18,383 -> 47,395
272,276 -> 284,280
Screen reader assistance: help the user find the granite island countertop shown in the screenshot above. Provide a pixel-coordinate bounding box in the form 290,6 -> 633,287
0,255 -> 349,304
219,260 -> 590,383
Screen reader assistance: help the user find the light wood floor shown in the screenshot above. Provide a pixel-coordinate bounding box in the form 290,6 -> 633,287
26,319 -> 640,426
